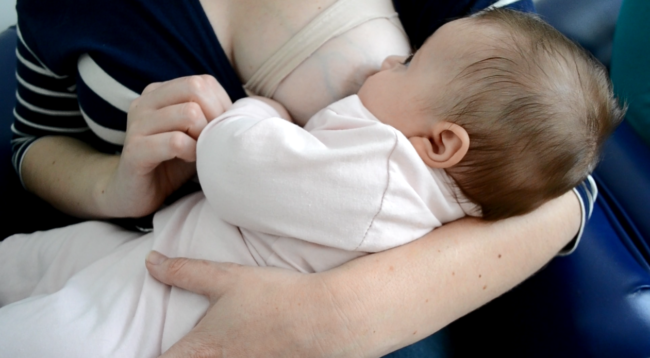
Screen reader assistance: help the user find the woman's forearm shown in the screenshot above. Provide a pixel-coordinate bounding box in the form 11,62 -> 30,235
21,136 -> 119,218
20,75 -> 228,220
146,191 -> 580,357
317,190 -> 581,356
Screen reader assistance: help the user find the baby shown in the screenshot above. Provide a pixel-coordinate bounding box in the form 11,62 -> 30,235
0,9 -> 622,357
354,8 -> 624,220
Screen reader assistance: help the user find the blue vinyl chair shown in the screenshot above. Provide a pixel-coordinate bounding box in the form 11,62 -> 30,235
443,0 -> 650,356
1,0 -> 648,356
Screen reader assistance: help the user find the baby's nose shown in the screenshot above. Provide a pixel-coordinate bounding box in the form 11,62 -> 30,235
381,55 -> 408,71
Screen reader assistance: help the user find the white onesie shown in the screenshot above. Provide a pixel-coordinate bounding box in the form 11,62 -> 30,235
0,96 -> 478,357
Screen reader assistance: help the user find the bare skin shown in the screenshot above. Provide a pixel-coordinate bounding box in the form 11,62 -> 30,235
18,0 -> 583,356
146,191 -> 580,357
21,0 -> 409,218
22,76 -> 232,218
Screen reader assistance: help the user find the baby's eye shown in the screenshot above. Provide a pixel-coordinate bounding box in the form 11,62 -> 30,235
402,54 -> 414,66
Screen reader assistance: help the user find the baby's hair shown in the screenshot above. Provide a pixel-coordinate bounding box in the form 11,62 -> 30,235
439,9 -> 624,220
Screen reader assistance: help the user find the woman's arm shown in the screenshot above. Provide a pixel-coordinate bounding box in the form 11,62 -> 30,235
20,76 -> 231,219
146,190 -> 580,357
21,136 -> 121,218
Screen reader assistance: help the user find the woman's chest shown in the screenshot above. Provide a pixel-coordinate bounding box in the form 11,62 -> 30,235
203,0 -> 411,124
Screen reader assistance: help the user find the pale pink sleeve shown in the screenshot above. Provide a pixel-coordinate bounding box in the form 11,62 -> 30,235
196,98 -> 431,251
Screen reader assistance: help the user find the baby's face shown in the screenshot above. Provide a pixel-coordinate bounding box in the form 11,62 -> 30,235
358,18 -> 495,137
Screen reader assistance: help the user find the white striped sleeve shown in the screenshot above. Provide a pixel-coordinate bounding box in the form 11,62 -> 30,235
11,25 -> 89,184
488,0 -> 523,9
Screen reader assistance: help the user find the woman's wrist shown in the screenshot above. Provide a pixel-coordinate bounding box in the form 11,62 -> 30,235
90,154 -> 123,218
276,272 -> 370,357
21,136 -> 120,219
313,251 -> 436,357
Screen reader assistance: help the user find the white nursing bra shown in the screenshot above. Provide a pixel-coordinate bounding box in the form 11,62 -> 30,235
243,0 -> 400,98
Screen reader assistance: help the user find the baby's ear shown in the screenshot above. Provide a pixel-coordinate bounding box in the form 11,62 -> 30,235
409,121 -> 469,168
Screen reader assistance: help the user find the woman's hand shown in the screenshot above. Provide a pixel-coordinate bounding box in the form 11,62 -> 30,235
22,75 -> 232,219
145,251 -> 362,358
101,75 -> 232,217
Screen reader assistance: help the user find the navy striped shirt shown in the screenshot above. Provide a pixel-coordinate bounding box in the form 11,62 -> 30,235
12,0 -> 246,182
11,0 -> 535,183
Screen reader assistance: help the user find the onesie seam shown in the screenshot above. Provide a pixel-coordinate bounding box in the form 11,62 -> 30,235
355,130 -> 399,250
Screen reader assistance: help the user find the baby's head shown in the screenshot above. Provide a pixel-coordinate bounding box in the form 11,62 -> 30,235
358,9 -> 624,220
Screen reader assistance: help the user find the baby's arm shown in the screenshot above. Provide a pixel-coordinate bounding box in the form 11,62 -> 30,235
246,96 -> 292,122
197,98 -> 425,250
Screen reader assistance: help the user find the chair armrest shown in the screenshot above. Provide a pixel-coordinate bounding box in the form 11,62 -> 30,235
594,120 -> 650,262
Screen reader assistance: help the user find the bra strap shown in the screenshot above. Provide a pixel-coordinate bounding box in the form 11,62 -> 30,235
244,0 -> 398,97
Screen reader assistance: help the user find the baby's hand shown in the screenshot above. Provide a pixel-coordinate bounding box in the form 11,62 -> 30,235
250,96 -> 293,123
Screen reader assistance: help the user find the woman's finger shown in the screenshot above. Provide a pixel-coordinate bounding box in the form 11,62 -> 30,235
129,102 -> 208,139
137,75 -> 232,120
141,81 -> 165,95
159,331 -> 222,358
124,132 -> 198,169
145,251 -> 238,299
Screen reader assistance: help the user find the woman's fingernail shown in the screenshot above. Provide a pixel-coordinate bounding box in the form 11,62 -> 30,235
146,250 -> 167,265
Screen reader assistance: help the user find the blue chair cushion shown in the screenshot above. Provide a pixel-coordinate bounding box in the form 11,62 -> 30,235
610,0 -> 650,146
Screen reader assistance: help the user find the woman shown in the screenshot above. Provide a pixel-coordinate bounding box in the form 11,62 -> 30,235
7,0 -> 586,356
